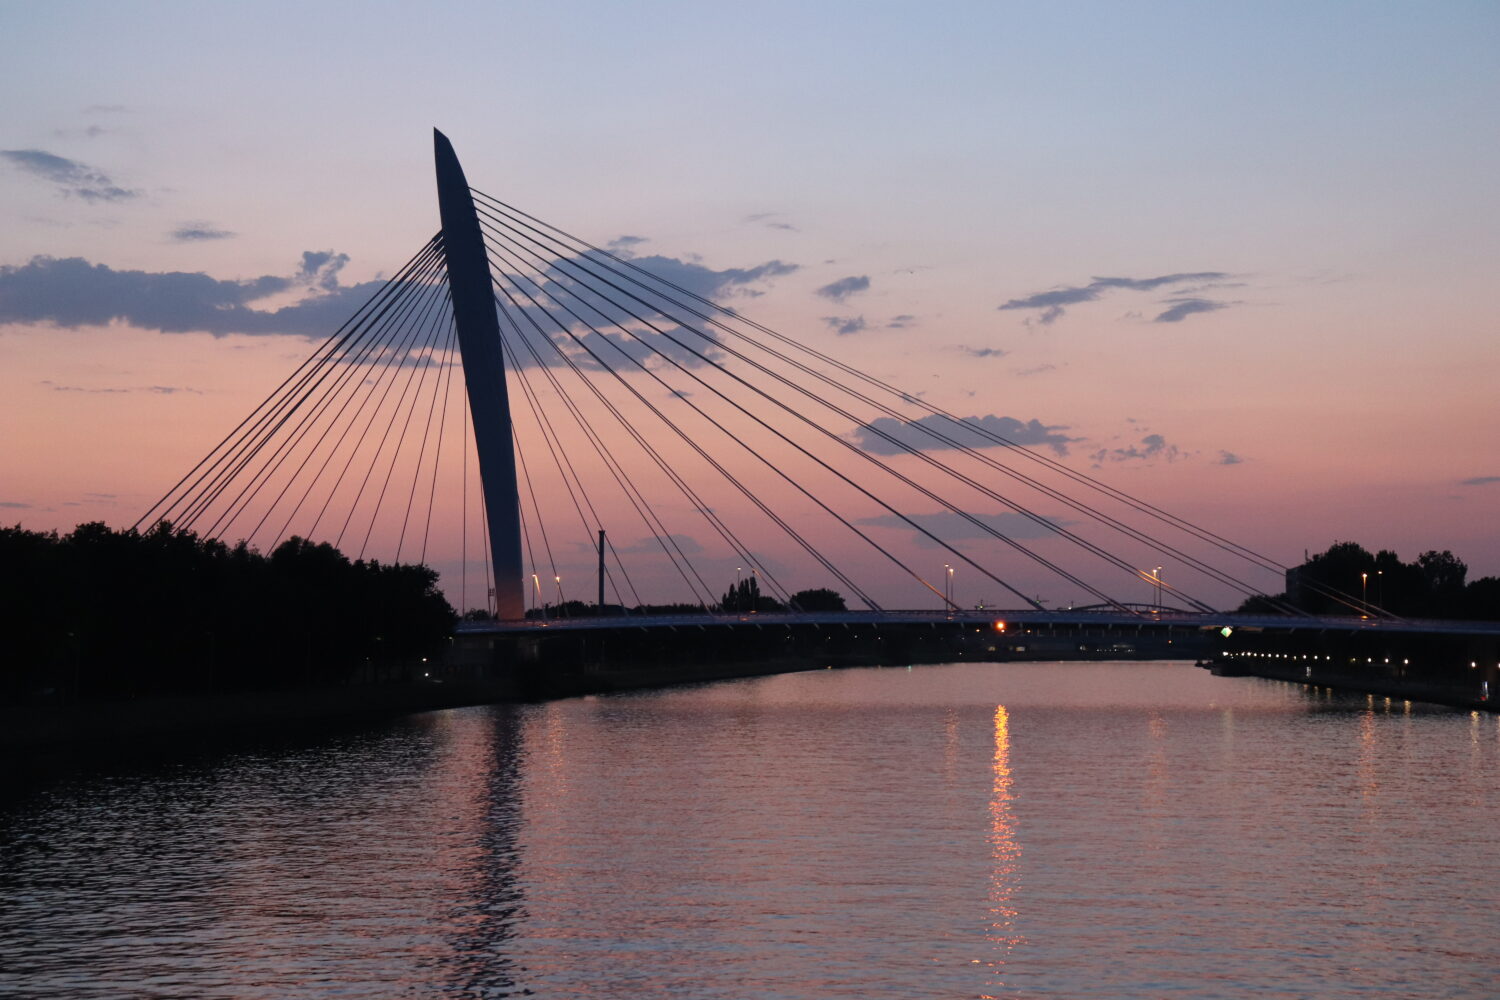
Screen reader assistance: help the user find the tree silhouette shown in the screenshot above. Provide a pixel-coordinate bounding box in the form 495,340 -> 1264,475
1,521 -> 454,703
789,587 -> 847,612
1244,541 -> 1494,619
719,576 -> 783,613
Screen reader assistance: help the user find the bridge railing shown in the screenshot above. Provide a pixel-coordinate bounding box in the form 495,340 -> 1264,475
453,607 -> 1500,637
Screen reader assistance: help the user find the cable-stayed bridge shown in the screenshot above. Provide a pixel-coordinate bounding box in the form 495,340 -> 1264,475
133,132 -> 1500,681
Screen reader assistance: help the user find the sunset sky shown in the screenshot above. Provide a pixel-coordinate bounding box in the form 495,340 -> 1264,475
2,1 -> 1497,610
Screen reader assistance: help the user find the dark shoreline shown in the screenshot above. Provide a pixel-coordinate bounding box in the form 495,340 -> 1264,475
2,634 -> 1182,754
0,656 -> 837,756
9,644 -> 1493,761
1205,658 -> 1496,713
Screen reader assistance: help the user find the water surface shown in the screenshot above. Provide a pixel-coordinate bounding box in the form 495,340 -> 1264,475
3,662 -> 1496,998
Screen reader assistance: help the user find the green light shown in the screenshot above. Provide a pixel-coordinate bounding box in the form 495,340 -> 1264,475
1220,626 -> 1234,638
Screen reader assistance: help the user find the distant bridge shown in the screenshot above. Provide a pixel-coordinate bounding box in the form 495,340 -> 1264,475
447,606 -> 1500,711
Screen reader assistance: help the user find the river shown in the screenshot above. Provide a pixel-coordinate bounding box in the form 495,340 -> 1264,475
2,661 -> 1496,998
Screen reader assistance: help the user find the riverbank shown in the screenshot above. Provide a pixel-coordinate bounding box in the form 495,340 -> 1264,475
3,642 -> 1189,755
1206,658 -> 1495,712
0,678 -> 514,754
0,656 -> 842,755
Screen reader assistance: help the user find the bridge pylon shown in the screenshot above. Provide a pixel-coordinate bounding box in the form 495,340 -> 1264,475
433,129 -> 525,619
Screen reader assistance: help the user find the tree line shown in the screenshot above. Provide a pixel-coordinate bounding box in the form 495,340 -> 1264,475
1239,541 -> 1499,618
1,522 -> 455,704
522,577 -> 848,619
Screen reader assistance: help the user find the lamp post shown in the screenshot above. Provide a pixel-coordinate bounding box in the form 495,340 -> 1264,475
948,564 -> 956,610
1153,566 -> 1163,609
1361,572 -> 1368,610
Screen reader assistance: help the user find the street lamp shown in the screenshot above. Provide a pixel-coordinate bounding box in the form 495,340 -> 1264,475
1153,566 -> 1163,609
948,564 -> 956,609
1361,572 -> 1368,610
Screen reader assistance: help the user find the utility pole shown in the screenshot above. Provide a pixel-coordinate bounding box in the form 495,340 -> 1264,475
598,529 -> 606,613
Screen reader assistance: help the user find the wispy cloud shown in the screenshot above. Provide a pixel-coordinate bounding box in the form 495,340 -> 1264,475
40,380 -> 204,395
823,315 -> 866,336
607,234 -> 648,254
855,509 -> 1072,545
0,241 -> 797,374
1217,450 -> 1243,465
1015,363 -> 1057,377
1091,433 -> 1181,464
295,250 -> 349,291
0,149 -> 138,202
0,252 -> 376,337
0,501 -> 31,509
53,125 -> 108,140
816,275 -> 870,302
999,271 -> 1230,325
169,222 -> 235,242
957,345 -> 1007,358
1460,475 -> 1500,486
887,314 -> 915,329
610,533 -> 705,556
607,253 -> 797,302
745,212 -> 798,232
1155,297 -> 1228,323
850,413 -> 1076,456
1172,280 -> 1248,295
508,250 -> 798,369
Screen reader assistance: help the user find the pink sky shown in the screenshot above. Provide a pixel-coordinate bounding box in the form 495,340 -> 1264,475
3,3 -> 1497,611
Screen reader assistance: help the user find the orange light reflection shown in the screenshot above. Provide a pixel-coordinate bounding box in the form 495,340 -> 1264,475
983,704 -> 1023,995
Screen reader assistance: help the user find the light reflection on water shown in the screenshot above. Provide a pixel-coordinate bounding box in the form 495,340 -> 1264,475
983,704 -> 1020,999
2,661 -> 1498,999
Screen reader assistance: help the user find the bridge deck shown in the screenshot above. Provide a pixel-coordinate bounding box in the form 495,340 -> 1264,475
456,608 -> 1500,638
